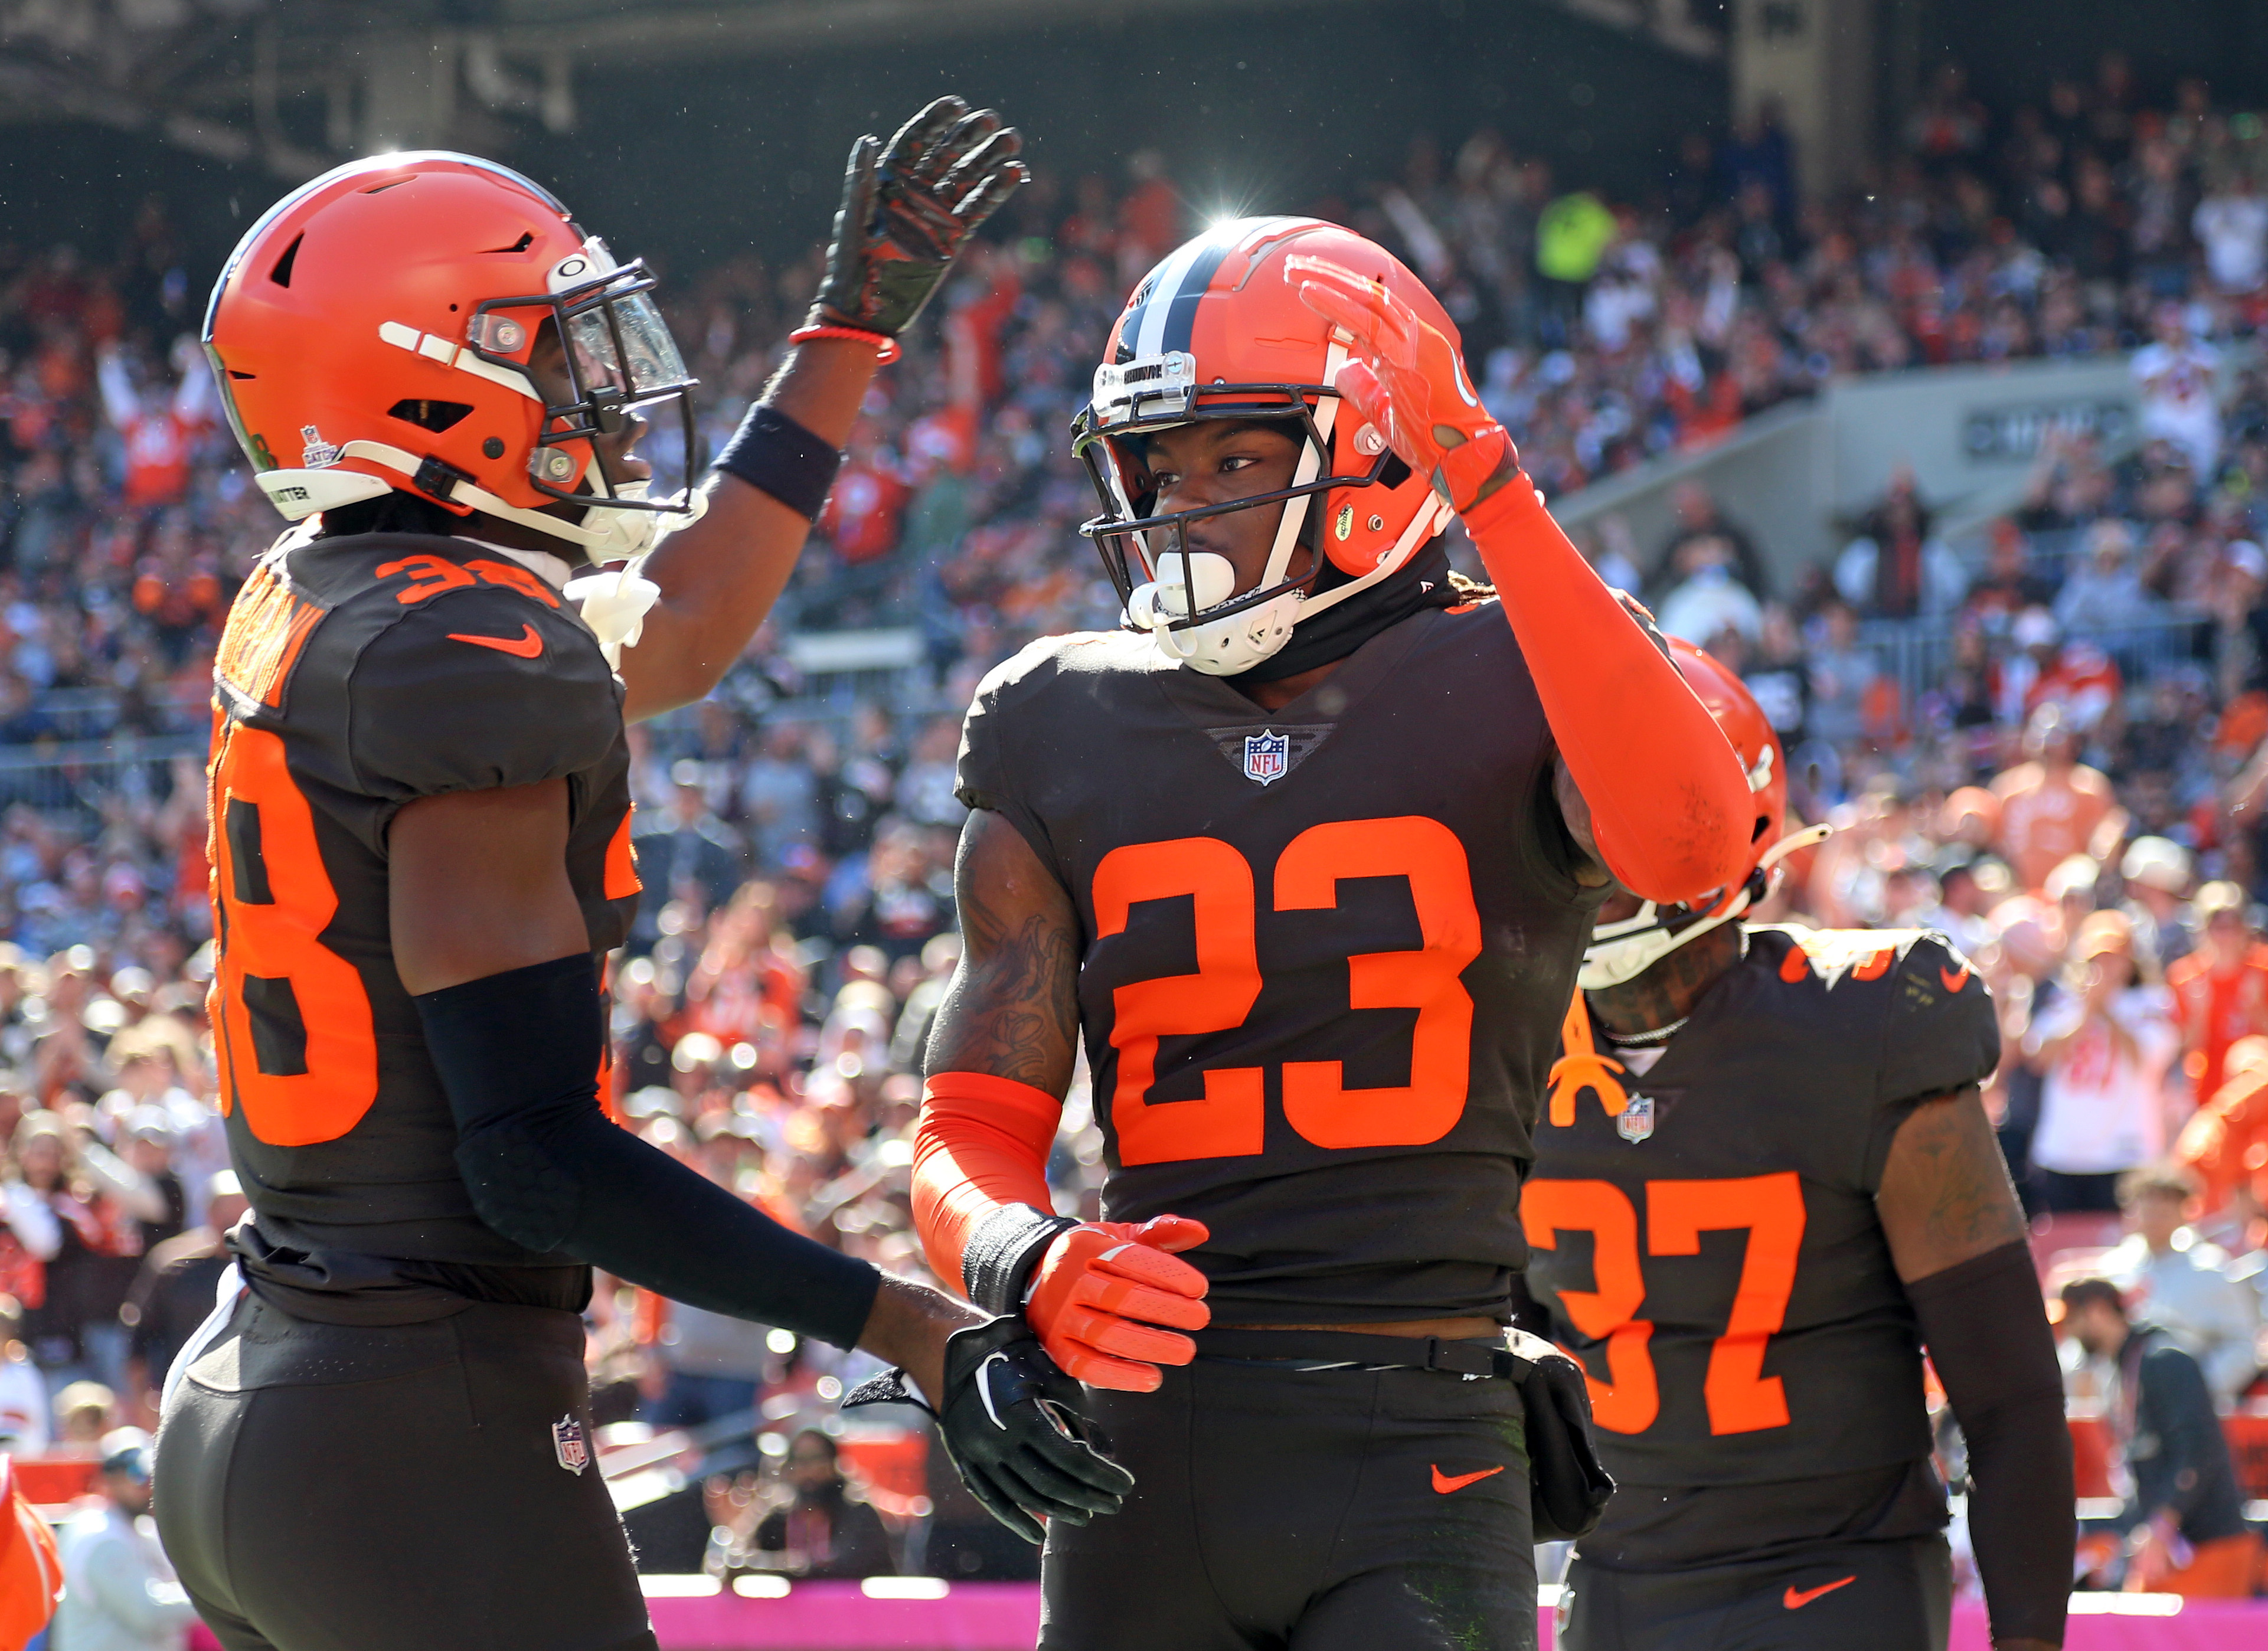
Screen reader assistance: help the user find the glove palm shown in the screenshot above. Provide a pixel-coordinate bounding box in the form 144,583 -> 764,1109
809,97 -> 1028,341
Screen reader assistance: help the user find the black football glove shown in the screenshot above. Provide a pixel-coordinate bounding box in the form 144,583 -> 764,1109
843,1315 -> 1132,1544
806,96 -> 1028,342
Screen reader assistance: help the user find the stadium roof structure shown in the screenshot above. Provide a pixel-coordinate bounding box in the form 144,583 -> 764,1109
0,0 -> 1721,182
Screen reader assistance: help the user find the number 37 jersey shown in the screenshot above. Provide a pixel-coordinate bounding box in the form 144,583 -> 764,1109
205,528 -> 638,1270
956,603 -> 1606,1326
1525,927 -> 2001,1501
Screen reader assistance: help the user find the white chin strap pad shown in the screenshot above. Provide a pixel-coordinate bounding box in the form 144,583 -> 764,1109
1126,550 -> 1299,675
1128,550 -> 1238,626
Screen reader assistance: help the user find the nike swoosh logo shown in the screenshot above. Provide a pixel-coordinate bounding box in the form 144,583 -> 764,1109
1783,1576 -> 1857,1610
976,1352 -> 1011,1431
1430,1464 -> 1505,1495
1940,964 -> 1971,993
446,623 -> 543,658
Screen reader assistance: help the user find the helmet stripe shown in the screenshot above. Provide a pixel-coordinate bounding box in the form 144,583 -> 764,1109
1155,239 -> 1233,357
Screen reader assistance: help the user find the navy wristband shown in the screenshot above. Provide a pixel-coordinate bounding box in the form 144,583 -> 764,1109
711,403 -> 842,521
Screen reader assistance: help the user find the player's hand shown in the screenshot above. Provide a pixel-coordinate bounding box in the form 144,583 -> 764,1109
808,96 -> 1028,342
1027,1215 -> 1211,1392
1286,254 -> 1519,515
846,1316 -> 1133,1544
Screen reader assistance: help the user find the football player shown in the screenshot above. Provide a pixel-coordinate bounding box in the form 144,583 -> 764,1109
907,220 -> 1756,1649
155,111 -> 1132,1651
1525,646 -> 2074,1651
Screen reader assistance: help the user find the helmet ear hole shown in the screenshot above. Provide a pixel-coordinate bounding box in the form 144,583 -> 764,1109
1376,453 -> 1411,491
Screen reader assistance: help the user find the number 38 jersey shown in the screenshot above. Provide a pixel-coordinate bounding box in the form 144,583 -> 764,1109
956,601 -> 1606,1326
205,528 -> 637,1277
1525,926 -> 2001,1564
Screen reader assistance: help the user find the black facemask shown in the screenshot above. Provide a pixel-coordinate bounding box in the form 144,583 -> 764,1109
1231,537 -> 1460,684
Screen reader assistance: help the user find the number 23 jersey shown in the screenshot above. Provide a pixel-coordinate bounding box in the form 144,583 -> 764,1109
207,528 -> 638,1271
1525,927 -> 2001,1505
955,601 -> 1606,1326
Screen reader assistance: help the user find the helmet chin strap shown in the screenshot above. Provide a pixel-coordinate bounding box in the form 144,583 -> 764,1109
1577,823 -> 1832,990
333,440 -> 704,560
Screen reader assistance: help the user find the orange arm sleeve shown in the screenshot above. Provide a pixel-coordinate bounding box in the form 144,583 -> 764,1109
1459,473 -> 1751,905
911,1070 -> 1064,1293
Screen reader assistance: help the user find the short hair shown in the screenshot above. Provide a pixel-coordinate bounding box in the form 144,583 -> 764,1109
2059,1277 -> 2126,1320
2116,1163 -> 2200,1209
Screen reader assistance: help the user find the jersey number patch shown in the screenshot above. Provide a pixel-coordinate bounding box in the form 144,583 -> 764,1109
208,716 -> 380,1146
1091,816 -> 1482,1165
1521,1173 -> 1808,1436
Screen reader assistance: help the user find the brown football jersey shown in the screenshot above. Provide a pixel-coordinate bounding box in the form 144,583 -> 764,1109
956,600 -> 1607,1324
1525,926 -> 2001,1565
207,527 -> 638,1276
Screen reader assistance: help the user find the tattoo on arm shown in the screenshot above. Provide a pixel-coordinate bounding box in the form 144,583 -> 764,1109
1875,1085 -> 2030,1284
926,809 -> 1081,1094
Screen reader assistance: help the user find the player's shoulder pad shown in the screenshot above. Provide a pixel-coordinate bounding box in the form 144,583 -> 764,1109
968,628 -> 1153,712
1766,926 -> 1999,1104
345,576 -> 618,802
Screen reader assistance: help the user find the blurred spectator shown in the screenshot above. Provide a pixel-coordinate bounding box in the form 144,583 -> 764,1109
0,1298 -> 44,1455
2175,1034 -> 2268,1214
2119,837 -> 2196,972
119,1168 -> 245,1413
1835,468 -> 1965,619
2058,1278 -> 2258,1598
2054,522 -> 2157,634
1805,600 -> 1875,748
2097,1164 -> 2258,1401
749,1430 -> 894,1580
52,1380 -> 115,1455
636,760 -> 748,926
2025,911 -> 2179,1212
2192,170 -> 2268,296
53,1428 -> 198,1651
1994,707 -> 2121,893
2131,304 -> 2222,478
2165,881 -> 2268,1106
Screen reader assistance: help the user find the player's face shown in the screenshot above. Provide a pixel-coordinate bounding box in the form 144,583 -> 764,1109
526,321 -> 653,498
1138,420 -> 1312,597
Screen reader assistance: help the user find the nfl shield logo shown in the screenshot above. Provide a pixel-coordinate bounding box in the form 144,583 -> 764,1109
1616,1094 -> 1655,1143
1243,730 -> 1289,786
551,1414 -> 589,1474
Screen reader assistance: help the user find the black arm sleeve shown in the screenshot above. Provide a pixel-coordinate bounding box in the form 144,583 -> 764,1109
1905,1241 -> 2072,1649
414,954 -> 879,1348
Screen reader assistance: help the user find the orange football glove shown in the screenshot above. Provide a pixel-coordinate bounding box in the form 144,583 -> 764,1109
1026,1215 -> 1212,1392
1287,253 -> 1518,516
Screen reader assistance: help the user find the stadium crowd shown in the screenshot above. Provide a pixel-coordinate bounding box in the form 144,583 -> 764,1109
5,52 -> 2268,1590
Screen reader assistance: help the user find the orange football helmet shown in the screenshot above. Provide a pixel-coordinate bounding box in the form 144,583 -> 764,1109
1580,639 -> 1829,987
1071,217 -> 1455,674
204,151 -> 700,561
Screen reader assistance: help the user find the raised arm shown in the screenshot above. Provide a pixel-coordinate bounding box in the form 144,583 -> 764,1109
616,98 -> 1025,721
915,807 -> 1211,1392
1875,1086 -> 2070,1651
1292,259 -> 1750,904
